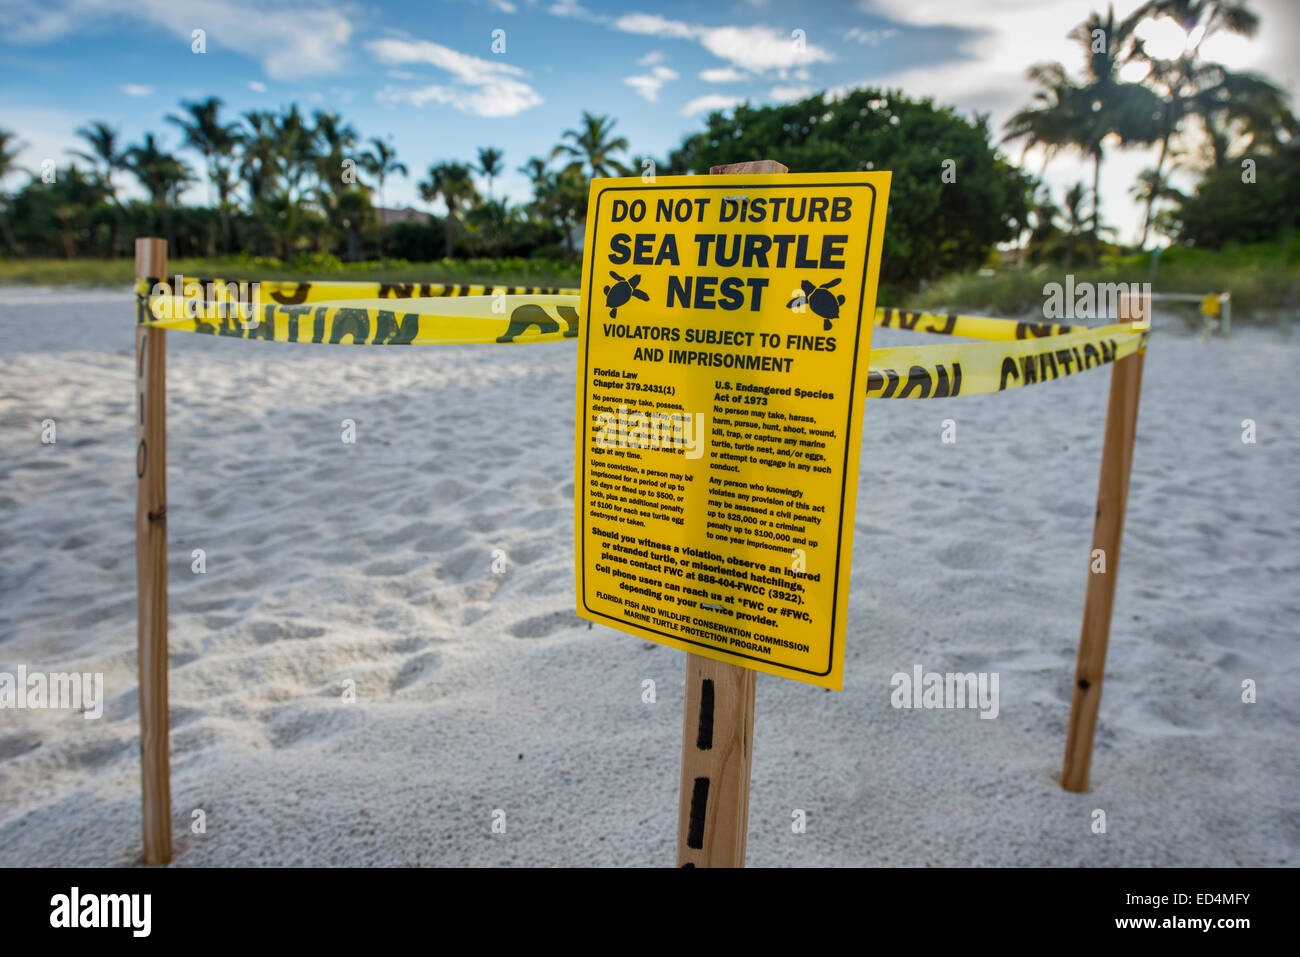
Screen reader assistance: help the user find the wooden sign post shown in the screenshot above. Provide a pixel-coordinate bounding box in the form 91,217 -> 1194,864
1061,291 -> 1149,792
675,159 -> 784,868
676,652 -> 758,867
135,238 -> 172,863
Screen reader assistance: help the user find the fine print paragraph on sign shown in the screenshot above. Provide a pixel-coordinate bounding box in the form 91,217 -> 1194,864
574,172 -> 892,689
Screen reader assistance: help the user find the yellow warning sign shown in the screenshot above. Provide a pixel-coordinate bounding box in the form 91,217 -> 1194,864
573,171 -> 891,689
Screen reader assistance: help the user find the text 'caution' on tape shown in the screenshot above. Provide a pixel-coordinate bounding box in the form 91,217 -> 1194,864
137,279 -> 1091,343
140,294 -> 579,345
134,276 -> 580,302
138,291 -> 1149,397
865,324 -> 1150,399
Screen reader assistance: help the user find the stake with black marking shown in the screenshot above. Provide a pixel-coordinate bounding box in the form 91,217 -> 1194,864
674,158 -> 787,868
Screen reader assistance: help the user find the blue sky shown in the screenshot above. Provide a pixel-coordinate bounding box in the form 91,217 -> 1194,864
2,0 -> 1296,243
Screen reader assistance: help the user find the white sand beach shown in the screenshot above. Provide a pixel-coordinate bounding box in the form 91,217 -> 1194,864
1,285 -> 1296,867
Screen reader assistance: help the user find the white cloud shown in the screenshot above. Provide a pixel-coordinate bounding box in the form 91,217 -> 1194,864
624,64 -> 679,102
612,15 -> 832,75
0,0 -> 353,80
845,27 -> 899,45
377,81 -> 540,117
613,13 -> 696,39
682,93 -> 744,116
700,67 -> 747,83
248,80 -> 267,93
488,0 -> 517,11
368,37 -> 542,117
700,25 -> 832,72
769,84 -> 812,103
549,0 -> 592,19
122,84 -> 154,97
637,50 -> 667,66
368,38 -> 523,82
851,0 -> 1117,120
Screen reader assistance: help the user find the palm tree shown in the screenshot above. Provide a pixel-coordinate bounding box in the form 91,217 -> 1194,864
0,128 -> 26,254
123,133 -> 195,247
1127,0 -> 1258,45
1004,7 -> 1163,260
360,138 -> 407,210
1124,52 -> 1190,247
467,197 -> 514,256
0,129 -> 22,180
49,163 -> 109,258
551,112 -> 632,178
239,111 -> 282,254
261,191 -> 306,261
1061,182 -> 1091,269
239,110 -> 279,204
69,122 -> 125,257
1003,63 -> 1082,175
274,105 -> 316,205
418,162 -> 478,257
334,184 -> 376,262
476,146 -> 504,200
519,156 -> 548,188
167,97 -> 242,252
535,166 -> 588,257
1124,0 -> 1267,246
312,110 -> 358,198
1067,6 -> 1164,258
236,105 -> 315,257
1188,67 -> 1291,169
309,111 -> 359,253
167,98 -> 229,204
518,156 -> 551,221
1129,168 -> 1186,245
417,178 -> 437,217
70,122 -> 123,197
519,156 -> 549,201
1026,187 -> 1062,262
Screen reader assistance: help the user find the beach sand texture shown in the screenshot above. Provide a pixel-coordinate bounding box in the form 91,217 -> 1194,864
1,286 -> 1296,866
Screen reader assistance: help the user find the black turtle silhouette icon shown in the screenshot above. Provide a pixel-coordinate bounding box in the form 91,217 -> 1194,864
787,278 -> 845,330
603,271 -> 650,317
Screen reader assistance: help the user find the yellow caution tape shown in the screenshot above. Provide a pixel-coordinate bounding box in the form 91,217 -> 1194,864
140,291 -> 1062,348
873,307 -> 1085,341
133,276 -> 579,303
865,324 -> 1149,399
141,294 -> 577,344
137,288 -> 1149,397
137,279 -> 1080,343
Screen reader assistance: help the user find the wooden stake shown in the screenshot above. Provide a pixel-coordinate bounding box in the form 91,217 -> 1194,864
675,159 -> 787,868
1061,291 -> 1148,793
135,238 -> 172,863
677,656 -> 756,867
